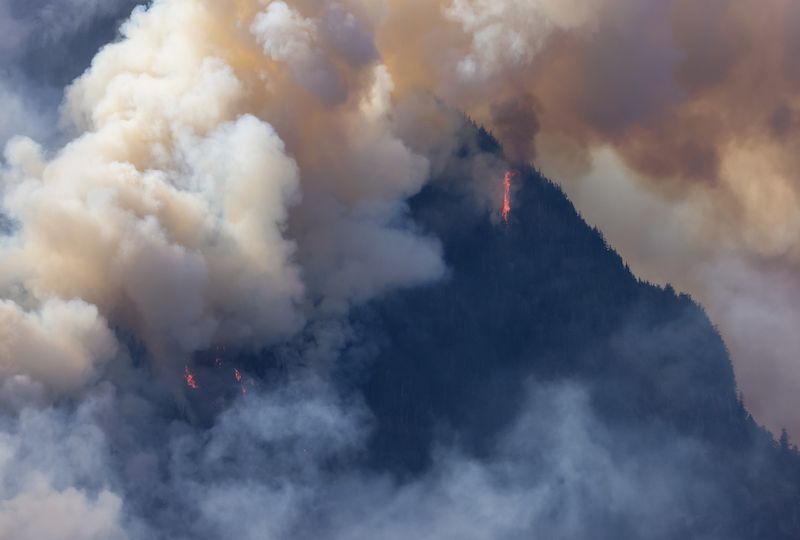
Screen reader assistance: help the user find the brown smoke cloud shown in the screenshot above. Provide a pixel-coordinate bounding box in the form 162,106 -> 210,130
377,0 -> 800,248
372,0 -> 800,436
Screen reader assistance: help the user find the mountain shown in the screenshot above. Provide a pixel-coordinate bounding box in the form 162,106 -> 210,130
331,124 -> 800,538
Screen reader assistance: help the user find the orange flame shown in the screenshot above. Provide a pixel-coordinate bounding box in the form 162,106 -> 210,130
502,170 -> 514,223
184,366 -> 199,390
234,368 -> 247,395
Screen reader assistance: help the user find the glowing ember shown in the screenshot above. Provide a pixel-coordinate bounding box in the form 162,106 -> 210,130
502,170 -> 514,223
184,366 -> 199,390
234,368 -> 247,395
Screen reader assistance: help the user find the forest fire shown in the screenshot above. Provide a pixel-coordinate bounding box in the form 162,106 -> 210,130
184,366 -> 199,390
502,170 -> 514,223
234,368 -> 247,395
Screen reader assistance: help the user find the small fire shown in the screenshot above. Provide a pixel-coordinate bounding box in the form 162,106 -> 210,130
184,366 -> 199,390
502,170 -> 514,223
234,368 -> 247,395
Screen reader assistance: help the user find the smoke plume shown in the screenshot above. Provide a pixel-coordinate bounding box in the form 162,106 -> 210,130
2,0 -> 445,393
1,0 -> 799,537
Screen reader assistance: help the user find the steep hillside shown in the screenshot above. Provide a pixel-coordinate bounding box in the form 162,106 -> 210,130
340,126 -> 800,538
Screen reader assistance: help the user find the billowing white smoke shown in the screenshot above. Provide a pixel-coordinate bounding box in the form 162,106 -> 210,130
0,298 -> 116,400
0,0 -> 443,392
444,0 -> 601,81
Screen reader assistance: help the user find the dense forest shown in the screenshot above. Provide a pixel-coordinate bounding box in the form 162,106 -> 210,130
325,124 -> 800,538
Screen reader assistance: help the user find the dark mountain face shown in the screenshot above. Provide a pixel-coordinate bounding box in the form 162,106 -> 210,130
328,125 -> 800,538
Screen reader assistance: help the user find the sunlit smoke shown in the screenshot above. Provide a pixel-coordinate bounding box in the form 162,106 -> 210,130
0,0 -> 446,401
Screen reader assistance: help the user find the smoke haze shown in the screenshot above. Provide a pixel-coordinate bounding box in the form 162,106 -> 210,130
1,0 -> 799,537
374,0 -> 800,436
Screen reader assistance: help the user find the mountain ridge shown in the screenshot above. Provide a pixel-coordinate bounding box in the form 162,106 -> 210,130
333,123 -> 800,538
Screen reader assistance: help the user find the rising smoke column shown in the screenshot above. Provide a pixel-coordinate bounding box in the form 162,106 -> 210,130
0,2 -> 446,532
0,0 -> 445,395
